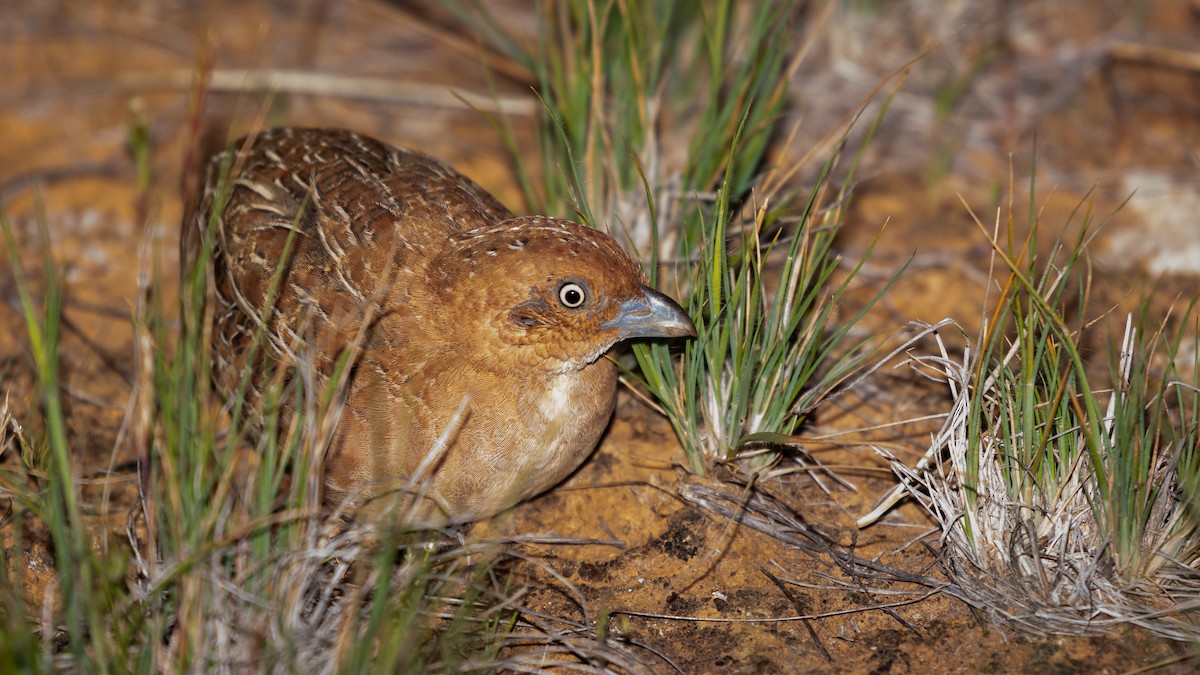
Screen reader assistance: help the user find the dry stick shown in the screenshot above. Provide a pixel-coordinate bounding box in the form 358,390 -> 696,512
131,253 -> 157,578
179,38 -> 217,208
5,69 -> 538,116
1107,42 -> 1200,74
0,162 -> 125,198
43,309 -> 136,392
613,586 -> 945,626
760,567 -> 832,662
1124,653 -> 1200,675
398,395 -> 470,523
494,533 -> 625,549
615,372 -> 669,417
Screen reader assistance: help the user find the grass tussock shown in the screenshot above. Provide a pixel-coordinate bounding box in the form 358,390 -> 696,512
863,176 -> 1200,639
458,0 -> 898,477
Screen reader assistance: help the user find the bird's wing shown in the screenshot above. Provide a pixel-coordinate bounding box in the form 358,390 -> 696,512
186,127 -> 511,398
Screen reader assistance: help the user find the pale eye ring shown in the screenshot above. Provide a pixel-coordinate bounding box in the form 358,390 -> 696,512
558,282 -> 586,308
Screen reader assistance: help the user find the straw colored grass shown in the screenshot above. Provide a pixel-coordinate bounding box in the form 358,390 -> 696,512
863,189 -> 1200,640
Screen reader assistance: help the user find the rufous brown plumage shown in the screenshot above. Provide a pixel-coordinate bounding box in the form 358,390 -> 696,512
182,127 -> 694,521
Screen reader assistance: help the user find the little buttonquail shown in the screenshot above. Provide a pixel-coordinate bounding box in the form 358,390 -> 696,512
183,127 -> 695,521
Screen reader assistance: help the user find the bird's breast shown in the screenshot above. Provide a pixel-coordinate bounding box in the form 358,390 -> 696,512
491,357 -> 619,506
536,371 -> 582,423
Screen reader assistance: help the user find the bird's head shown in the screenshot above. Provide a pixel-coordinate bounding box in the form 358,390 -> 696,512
435,216 -> 695,372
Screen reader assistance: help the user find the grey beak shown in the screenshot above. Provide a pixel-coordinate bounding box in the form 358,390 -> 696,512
601,285 -> 696,341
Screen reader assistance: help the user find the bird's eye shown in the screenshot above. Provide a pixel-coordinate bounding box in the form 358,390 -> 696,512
558,282 -> 586,308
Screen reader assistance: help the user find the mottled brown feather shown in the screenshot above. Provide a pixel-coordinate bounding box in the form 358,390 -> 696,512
183,127 -> 690,521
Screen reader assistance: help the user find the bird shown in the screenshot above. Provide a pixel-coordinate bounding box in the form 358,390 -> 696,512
182,127 -> 695,522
